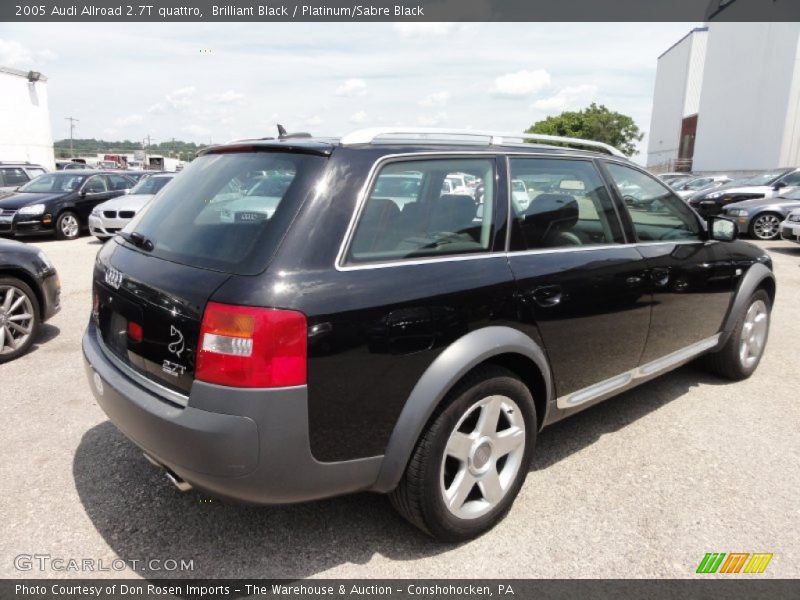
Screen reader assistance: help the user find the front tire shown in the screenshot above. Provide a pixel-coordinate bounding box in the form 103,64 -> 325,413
55,211 -> 81,240
389,366 -> 536,542
704,290 -> 770,380
0,277 -> 40,364
749,213 -> 782,241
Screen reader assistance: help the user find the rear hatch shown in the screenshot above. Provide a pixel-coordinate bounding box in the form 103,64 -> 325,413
91,147 -> 329,402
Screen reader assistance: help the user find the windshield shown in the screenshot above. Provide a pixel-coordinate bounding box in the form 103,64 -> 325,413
131,175 -> 173,195
125,151 -> 325,274
741,171 -> 787,186
18,173 -> 87,193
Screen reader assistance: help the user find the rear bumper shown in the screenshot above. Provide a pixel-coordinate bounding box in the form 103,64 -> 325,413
82,322 -> 382,504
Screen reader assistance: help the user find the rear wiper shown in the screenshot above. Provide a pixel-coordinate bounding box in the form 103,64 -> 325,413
119,231 -> 154,252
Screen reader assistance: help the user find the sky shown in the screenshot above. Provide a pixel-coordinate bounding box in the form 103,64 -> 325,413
0,22 -> 698,162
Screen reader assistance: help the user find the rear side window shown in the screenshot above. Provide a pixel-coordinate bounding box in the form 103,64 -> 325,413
126,152 -> 325,274
510,158 -> 623,249
605,162 -> 702,242
346,158 -> 495,264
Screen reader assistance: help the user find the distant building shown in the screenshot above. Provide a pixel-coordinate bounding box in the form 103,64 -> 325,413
0,66 -> 55,170
647,23 -> 800,173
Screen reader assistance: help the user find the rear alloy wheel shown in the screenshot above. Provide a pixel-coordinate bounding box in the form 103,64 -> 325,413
0,277 -> 40,364
389,366 -> 536,542
704,290 -> 770,380
749,213 -> 782,241
56,211 -> 80,240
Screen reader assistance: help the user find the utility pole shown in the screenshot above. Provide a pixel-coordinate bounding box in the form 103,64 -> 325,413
65,116 -> 79,158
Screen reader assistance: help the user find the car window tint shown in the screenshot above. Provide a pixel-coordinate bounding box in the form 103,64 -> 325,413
107,174 -> 132,191
605,162 -> 702,242
85,176 -> 108,193
1,168 -> 28,186
509,158 -> 623,249
347,158 -> 495,264
127,152 -> 320,275
781,171 -> 800,186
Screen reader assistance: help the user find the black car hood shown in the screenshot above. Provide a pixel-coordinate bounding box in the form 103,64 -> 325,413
0,191 -> 67,210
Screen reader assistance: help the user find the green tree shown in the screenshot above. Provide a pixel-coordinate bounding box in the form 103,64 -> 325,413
525,103 -> 643,156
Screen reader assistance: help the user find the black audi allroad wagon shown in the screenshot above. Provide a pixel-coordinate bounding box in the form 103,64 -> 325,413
83,128 -> 775,541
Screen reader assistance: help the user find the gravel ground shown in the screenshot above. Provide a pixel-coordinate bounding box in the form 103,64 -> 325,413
1,236 -> 798,579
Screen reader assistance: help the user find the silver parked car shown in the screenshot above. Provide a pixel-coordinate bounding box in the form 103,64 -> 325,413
672,174 -> 732,199
779,208 -> 800,245
723,187 -> 800,240
88,173 -> 175,240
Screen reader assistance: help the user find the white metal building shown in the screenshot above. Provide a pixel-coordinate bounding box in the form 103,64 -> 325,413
0,66 -> 55,171
647,23 -> 800,173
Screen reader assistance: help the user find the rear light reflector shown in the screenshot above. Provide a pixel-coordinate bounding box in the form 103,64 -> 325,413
196,302 -> 307,388
127,321 -> 143,343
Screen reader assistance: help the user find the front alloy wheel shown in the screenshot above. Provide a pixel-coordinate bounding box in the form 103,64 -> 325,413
750,214 -> 781,240
390,366 -> 536,542
0,278 -> 40,363
56,211 -> 80,240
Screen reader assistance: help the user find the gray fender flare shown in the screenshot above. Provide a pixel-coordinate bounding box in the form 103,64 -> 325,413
719,262 -> 775,345
371,326 -> 552,493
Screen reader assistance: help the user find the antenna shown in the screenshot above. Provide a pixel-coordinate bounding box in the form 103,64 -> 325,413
277,124 -> 288,138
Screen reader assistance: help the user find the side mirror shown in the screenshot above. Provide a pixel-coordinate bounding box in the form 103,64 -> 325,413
709,217 -> 737,242
79,189 -> 87,198
773,181 -> 787,190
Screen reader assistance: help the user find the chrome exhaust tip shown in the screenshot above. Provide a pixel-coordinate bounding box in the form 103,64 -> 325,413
165,469 -> 192,492
143,452 -> 192,492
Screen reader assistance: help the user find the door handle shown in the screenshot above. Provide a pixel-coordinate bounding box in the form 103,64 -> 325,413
529,285 -> 563,308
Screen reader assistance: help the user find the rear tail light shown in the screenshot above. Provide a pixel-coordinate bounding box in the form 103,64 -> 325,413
196,302 -> 307,388
127,321 -> 143,343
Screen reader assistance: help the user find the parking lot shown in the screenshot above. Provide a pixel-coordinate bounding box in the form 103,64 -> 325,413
1,235 -> 799,579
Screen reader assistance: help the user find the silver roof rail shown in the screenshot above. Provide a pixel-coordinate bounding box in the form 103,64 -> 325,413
340,127 -> 626,158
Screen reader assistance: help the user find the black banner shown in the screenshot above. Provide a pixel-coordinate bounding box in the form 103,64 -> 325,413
2,0 -> 800,22
3,579 -> 800,600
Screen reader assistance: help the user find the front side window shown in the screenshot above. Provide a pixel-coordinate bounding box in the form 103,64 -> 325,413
510,158 -> 623,249
346,158 -> 495,264
605,162 -> 702,242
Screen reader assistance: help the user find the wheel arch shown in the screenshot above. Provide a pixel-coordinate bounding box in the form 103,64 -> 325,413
719,262 -> 775,346
371,326 -> 553,493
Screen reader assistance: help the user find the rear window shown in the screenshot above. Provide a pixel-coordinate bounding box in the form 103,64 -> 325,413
125,151 -> 325,274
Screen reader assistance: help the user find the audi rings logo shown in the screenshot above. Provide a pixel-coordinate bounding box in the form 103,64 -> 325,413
104,267 -> 124,290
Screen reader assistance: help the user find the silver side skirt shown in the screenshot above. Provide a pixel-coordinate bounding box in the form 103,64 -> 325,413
556,334 -> 721,410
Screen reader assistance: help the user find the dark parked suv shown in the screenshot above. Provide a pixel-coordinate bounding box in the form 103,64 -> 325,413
82,128 -> 775,541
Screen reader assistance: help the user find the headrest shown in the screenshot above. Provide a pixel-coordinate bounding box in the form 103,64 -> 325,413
432,194 -> 476,232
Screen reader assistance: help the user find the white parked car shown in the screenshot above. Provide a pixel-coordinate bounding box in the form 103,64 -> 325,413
780,208 -> 800,244
89,173 -> 175,240
511,178 -> 531,211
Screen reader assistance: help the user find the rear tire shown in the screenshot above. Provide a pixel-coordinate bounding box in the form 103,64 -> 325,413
55,211 -> 81,240
0,276 -> 40,364
703,290 -> 770,380
389,366 -> 536,542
